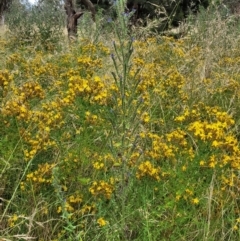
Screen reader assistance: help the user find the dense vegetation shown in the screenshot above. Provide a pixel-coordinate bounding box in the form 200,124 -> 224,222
0,0 -> 240,240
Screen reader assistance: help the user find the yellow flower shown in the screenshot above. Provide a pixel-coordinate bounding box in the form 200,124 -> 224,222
182,165 -> 187,171
176,194 -> 181,201
57,206 -> 62,213
45,126 -> 50,132
8,214 -> 18,227
141,112 -> 150,123
233,225 -> 238,231
192,198 -> 199,205
97,217 -> 107,227
174,116 -> 185,122
62,185 -> 68,191
93,161 -> 104,170
199,160 -> 205,166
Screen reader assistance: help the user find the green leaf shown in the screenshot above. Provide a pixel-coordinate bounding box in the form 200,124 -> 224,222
78,177 -> 91,185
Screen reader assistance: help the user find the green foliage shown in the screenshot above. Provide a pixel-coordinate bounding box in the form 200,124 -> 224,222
0,0 -> 12,15
5,0 -> 65,50
1,3 -> 240,241
77,0 -> 211,31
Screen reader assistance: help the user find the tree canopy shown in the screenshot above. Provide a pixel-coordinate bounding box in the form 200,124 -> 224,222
0,0 -> 13,16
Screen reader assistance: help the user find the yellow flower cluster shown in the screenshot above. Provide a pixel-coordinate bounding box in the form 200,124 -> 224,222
136,161 -> 160,181
8,214 -> 19,228
61,73 -> 108,106
57,194 -> 83,213
81,41 -> 110,56
90,76 -> 108,105
2,32 -> 240,239
77,56 -> 102,70
145,133 -> 175,160
166,128 -> 188,148
93,161 -> 105,170
89,180 -> 115,199
188,121 -> 226,141
85,111 -> 99,125
23,163 -> 55,190
0,70 -> 13,91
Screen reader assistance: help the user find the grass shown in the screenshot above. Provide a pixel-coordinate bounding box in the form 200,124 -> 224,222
0,3 -> 240,241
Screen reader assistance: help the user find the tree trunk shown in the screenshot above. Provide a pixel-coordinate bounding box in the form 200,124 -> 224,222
81,0 -> 96,22
64,0 -> 84,41
0,14 -> 4,26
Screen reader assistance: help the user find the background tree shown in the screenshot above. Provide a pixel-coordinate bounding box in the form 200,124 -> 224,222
64,0 -> 84,40
64,0 -> 96,41
0,0 -> 13,25
5,0 -> 65,50
223,0 -> 240,15
75,0 -> 96,20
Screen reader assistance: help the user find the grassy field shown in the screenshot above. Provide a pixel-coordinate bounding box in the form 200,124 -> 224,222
0,4 -> 240,241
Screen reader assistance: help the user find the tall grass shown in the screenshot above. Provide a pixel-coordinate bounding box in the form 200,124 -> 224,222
0,3 -> 240,241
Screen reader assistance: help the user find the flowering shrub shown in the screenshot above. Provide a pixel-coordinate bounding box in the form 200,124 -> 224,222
1,7 -> 240,240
